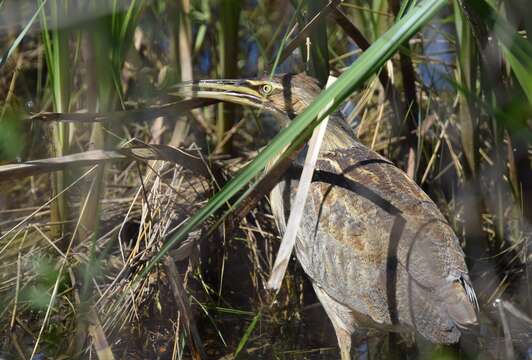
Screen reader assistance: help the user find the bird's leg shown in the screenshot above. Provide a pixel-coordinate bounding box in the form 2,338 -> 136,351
312,283 -> 355,360
336,327 -> 353,360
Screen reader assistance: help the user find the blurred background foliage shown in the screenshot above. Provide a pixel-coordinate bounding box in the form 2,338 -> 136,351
0,0 -> 530,359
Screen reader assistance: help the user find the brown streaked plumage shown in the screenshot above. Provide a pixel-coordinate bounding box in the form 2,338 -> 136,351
175,73 -> 478,359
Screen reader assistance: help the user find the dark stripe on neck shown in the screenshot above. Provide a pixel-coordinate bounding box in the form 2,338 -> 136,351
281,73 -> 296,119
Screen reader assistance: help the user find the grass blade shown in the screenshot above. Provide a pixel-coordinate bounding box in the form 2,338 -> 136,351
233,311 -> 261,358
216,0 -> 242,153
0,0 -> 47,68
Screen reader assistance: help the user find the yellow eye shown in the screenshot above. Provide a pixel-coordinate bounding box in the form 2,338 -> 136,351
260,84 -> 273,95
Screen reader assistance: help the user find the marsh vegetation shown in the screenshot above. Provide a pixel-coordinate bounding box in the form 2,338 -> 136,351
0,0 -> 531,358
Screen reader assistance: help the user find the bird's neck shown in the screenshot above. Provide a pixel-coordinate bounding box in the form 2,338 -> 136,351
273,111 -> 357,152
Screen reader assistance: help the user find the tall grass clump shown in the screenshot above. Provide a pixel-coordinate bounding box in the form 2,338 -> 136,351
40,0 -> 72,241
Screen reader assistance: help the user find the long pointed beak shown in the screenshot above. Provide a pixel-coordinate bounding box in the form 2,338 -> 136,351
170,79 -> 265,110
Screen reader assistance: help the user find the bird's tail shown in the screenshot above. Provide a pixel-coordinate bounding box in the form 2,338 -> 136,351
443,277 -> 478,329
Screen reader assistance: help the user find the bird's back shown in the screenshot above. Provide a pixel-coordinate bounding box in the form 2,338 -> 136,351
273,116 -> 477,343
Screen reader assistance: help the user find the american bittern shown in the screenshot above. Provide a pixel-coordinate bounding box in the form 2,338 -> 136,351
176,73 -> 478,359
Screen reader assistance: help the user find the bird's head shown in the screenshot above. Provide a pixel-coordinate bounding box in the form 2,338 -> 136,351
172,73 -> 321,119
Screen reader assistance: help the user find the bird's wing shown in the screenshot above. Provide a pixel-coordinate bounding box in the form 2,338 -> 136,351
282,141 -> 471,342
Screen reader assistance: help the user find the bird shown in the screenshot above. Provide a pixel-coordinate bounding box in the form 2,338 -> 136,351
174,73 -> 478,359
